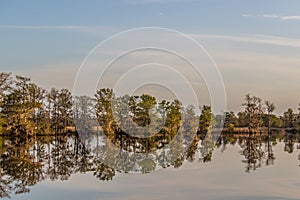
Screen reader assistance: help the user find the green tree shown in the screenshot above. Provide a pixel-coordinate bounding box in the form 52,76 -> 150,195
265,100 -> 276,133
57,89 -> 73,133
224,111 -> 238,131
242,94 -> 263,134
47,88 -> 73,133
165,99 -> 182,134
135,94 -> 157,128
95,88 -> 116,139
282,108 -> 296,128
198,105 -> 215,134
237,111 -> 247,127
1,76 -> 33,135
262,114 -> 282,128
182,105 -> 198,139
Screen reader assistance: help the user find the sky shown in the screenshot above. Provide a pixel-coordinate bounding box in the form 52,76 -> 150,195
0,0 -> 300,114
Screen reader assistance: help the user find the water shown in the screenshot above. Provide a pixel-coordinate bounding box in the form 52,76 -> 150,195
1,133 -> 300,200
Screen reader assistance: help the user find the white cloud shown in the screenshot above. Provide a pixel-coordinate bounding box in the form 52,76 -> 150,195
281,15 -> 300,20
191,34 -> 300,48
242,14 -> 300,21
259,14 -> 280,18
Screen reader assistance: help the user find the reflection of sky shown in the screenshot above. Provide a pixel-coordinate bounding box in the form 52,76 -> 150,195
6,142 -> 300,200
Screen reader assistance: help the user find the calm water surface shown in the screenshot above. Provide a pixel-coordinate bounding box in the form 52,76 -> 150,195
1,133 -> 300,200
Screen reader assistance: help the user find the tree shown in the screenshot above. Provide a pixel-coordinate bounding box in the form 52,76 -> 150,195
0,75 -> 56,135
242,94 -> 263,134
47,88 -> 60,132
95,88 -> 116,140
1,76 -> 33,135
135,94 -> 157,127
0,72 -> 12,100
262,114 -> 282,128
73,95 -> 96,135
47,88 -> 73,133
26,83 -> 47,134
265,100 -> 276,133
182,105 -> 198,137
198,105 -> 215,134
237,111 -> 247,127
57,89 -> 73,133
0,72 -> 12,134
224,111 -> 238,131
282,108 -> 296,128
297,103 -> 300,128
165,100 -> 182,132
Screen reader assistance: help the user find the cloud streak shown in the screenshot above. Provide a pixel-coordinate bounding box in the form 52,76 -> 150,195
0,25 -> 90,30
242,14 -> 300,21
192,34 -> 300,48
0,25 -> 118,36
281,15 -> 300,20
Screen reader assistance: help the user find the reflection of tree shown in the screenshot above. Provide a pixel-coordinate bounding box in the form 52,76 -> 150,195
0,130 -> 300,197
241,134 -> 264,172
0,134 -> 117,198
217,134 -> 238,153
283,133 -> 297,154
48,136 -> 75,181
0,137 -> 44,197
283,133 -> 300,168
198,106 -> 215,163
138,155 -> 157,174
186,135 -> 200,162
0,173 -> 12,198
265,133 -> 275,166
93,162 -> 115,181
200,132 -> 214,163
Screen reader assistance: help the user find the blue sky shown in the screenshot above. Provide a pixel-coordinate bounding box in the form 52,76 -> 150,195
0,0 -> 300,113
1,0 -> 300,35
0,0 -> 300,36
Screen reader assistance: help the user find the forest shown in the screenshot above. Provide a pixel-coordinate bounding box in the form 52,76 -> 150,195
1,72 -> 300,137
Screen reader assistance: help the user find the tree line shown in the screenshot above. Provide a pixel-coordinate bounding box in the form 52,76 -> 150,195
1,72 -> 300,137
0,72 -> 73,136
218,94 -> 300,133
